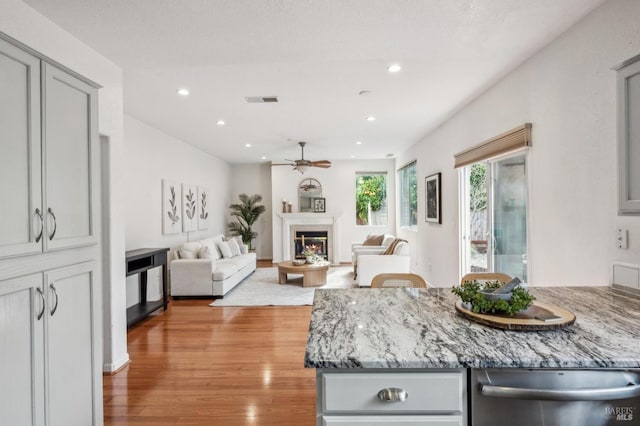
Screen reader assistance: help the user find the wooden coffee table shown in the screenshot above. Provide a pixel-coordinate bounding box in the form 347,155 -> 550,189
278,261 -> 330,287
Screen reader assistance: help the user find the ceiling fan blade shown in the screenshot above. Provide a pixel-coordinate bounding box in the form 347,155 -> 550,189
271,163 -> 295,166
310,162 -> 331,168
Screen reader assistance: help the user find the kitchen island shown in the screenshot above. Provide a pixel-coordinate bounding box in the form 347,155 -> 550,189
304,287 -> 640,425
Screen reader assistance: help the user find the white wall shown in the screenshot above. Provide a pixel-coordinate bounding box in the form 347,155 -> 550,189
396,0 -> 640,288
230,164 -> 273,260
123,115 -> 232,305
271,159 -> 396,263
0,0 -> 128,372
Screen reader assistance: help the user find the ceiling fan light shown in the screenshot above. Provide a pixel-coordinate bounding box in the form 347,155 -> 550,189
296,164 -> 309,174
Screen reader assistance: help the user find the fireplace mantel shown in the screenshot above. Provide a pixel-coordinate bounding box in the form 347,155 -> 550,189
278,213 -> 341,265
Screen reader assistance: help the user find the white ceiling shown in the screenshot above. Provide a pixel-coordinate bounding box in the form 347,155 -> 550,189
24,0 -> 605,164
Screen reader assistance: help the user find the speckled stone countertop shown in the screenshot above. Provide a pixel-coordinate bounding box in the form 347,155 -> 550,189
304,287 -> 640,369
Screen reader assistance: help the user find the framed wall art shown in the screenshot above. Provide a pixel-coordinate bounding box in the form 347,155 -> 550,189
182,183 -> 198,232
425,172 -> 441,224
197,186 -> 209,230
162,179 -> 182,234
313,197 -> 326,213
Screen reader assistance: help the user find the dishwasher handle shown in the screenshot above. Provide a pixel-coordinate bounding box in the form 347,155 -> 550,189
480,382 -> 640,401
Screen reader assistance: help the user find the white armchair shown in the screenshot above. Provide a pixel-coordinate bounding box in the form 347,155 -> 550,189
354,240 -> 410,287
350,234 -> 395,265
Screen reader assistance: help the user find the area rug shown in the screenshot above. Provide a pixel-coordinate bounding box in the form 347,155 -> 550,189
209,266 -> 356,306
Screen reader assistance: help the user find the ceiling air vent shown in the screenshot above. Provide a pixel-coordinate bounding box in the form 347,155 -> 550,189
245,96 -> 279,103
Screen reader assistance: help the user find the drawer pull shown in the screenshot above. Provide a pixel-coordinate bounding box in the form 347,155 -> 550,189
377,387 -> 408,402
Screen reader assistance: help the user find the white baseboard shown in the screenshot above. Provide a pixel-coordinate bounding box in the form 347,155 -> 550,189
103,353 -> 130,374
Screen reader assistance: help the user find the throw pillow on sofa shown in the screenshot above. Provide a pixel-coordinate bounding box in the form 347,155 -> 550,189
226,238 -> 241,256
362,234 -> 384,246
199,245 -> 219,259
177,241 -> 203,259
217,241 -> 233,258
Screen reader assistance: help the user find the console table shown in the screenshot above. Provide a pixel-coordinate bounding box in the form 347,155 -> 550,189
126,247 -> 169,328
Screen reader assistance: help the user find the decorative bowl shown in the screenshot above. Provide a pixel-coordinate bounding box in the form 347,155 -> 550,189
292,259 -> 306,266
480,290 -> 512,301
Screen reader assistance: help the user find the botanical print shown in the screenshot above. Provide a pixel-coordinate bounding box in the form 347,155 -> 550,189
162,179 -> 182,234
197,186 -> 209,230
182,183 -> 198,232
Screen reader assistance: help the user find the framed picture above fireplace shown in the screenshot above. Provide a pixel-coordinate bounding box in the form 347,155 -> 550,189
313,198 -> 326,213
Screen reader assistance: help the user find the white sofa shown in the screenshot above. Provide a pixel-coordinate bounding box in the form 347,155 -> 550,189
170,235 -> 257,297
353,239 -> 410,287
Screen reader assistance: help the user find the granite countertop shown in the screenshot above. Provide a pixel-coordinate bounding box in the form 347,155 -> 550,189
304,287 -> 640,369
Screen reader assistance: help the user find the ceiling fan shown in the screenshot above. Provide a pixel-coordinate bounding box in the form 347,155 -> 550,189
272,142 -> 331,174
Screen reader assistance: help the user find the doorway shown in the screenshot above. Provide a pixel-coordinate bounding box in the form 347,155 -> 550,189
460,152 -> 529,282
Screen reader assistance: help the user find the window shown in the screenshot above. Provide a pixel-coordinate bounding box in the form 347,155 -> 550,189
460,153 -> 528,281
398,161 -> 417,227
355,173 -> 387,226
456,123 -> 531,282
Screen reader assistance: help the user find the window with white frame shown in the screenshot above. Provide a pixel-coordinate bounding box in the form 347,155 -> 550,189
355,172 -> 388,226
398,161 -> 417,228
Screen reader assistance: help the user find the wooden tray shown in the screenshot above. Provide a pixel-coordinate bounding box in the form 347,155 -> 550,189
454,300 -> 576,331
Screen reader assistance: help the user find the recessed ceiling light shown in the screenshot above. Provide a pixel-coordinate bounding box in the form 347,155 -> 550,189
261,156 -> 267,160
245,143 -> 252,148
356,141 -> 362,145
387,64 -> 402,73
176,88 -> 190,96
216,120 -> 225,126
366,116 -> 376,122
350,154 -> 356,158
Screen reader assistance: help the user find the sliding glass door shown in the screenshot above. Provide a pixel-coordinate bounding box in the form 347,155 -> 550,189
460,152 -> 528,282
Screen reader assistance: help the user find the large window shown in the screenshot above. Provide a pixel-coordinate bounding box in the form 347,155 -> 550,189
355,173 -> 387,226
398,161 -> 417,227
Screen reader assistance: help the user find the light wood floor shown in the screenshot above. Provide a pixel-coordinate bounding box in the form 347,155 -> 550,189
103,261 -> 317,425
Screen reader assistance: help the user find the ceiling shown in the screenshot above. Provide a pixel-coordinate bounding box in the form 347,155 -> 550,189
24,0 -> 605,164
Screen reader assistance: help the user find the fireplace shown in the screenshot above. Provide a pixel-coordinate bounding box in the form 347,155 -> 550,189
294,231 -> 328,260
278,213 -> 340,265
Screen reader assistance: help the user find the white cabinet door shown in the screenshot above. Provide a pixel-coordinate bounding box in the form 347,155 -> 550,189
0,38 -> 42,258
45,262 -> 100,426
0,274 -> 45,426
42,64 -> 98,251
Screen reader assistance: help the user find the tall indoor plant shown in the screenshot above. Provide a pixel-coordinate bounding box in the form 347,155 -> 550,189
228,193 -> 266,251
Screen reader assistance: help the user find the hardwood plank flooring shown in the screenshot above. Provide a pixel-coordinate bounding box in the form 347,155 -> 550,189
104,261 -> 317,426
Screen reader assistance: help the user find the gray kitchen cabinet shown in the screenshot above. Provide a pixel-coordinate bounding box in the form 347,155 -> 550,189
0,38 -> 42,258
0,274 -> 45,426
316,369 -> 467,426
45,262 -> 101,426
0,37 -> 98,259
0,33 -> 103,426
616,53 -> 640,214
42,63 -> 99,251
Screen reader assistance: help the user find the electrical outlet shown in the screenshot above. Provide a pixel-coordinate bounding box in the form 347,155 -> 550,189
617,228 -> 628,249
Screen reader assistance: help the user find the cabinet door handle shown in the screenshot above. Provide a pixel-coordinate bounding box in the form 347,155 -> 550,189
36,287 -> 45,320
49,284 -> 59,316
34,208 -> 44,243
377,387 -> 409,402
47,207 -> 57,240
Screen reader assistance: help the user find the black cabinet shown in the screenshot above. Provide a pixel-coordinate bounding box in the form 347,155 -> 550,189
125,247 -> 169,328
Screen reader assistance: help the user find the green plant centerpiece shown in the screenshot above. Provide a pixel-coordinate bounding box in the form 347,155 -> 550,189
228,193 -> 266,251
451,280 -> 535,315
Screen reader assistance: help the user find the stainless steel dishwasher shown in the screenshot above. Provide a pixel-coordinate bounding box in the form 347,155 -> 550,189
471,369 -> 640,426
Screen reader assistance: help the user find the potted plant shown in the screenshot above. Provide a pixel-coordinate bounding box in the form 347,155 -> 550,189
228,193 -> 266,251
